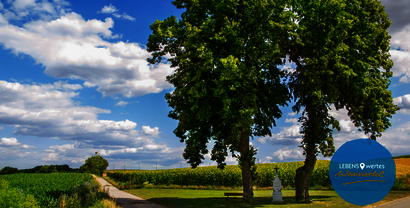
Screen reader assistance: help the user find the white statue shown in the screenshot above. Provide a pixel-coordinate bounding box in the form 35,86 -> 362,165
272,165 -> 284,203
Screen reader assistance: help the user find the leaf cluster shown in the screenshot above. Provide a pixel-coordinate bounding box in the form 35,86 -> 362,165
147,0 -> 399,167
286,0 -> 398,155
80,153 -> 109,176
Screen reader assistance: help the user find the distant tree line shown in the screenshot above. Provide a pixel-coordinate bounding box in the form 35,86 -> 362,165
0,164 -> 80,175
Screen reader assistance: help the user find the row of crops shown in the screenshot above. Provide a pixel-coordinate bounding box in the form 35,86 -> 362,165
107,160 -> 331,188
0,173 -> 100,207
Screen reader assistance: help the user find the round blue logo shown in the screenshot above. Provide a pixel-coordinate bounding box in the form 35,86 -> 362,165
329,139 -> 396,206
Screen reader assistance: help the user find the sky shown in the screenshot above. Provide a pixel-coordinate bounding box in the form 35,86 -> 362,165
0,0 -> 409,170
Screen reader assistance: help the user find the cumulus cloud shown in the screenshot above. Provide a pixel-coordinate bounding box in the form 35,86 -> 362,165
375,121 -> 410,156
389,24 -> 410,84
394,94 -> 410,114
0,80 -> 184,168
0,80 -> 130,145
99,4 -> 118,14
142,126 -> 160,135
0,137 -> 21,146
259,107 -> 362,150
2,0 -> 70,22
381,0 -> 410,35
271,147 -> 304,161
98,4 -> 135,21
121,13 -> 135,21
258,124 -> 302,146
43,152 -> 59,161
0,12 -> 173,98
0,137 -> 35,149
115,101 -> 128,107
285,118 -> 298,124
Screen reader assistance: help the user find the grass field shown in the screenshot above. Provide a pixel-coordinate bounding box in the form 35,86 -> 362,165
110,158 -> 410,208
124,189 -> 410,208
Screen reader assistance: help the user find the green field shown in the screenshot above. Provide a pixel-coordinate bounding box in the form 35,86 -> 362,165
0,173 -> 99,207
124,189 -> 410,208
107,160 -> 331,189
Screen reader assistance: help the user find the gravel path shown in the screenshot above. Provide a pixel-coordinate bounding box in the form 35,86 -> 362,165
96,177 -> 166,208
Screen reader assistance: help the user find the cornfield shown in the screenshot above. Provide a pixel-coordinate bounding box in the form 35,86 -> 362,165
107,160 -> 331,188
0,173 -> 94,207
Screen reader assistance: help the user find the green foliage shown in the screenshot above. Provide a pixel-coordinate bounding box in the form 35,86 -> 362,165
0,179 -> 39,208
0,173 -> 94,207
393,155 -> 410,159
80,152 -> 109,176
147,0 -> 291,169
0,166 -> 19,175
1,164 -> 79,174
391,174 -> 410,191
107,161 -> 331,189
286,0 -> 398,156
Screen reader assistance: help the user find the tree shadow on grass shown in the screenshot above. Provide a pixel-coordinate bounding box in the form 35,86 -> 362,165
146,195 -> 335,208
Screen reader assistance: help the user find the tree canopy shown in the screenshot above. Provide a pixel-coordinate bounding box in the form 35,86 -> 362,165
285,0 -> 398,201
147,0 -> 292,201
147,0 -> 398,202
80,152 -> 109,177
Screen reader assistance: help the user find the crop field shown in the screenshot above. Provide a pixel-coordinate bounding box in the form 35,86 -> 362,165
0,173 -> 94,207
108,159 -> 410,190
107,160 -> 331,188
395,158 -> 410,177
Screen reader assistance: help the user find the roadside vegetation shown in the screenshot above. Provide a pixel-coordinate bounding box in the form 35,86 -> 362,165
0,173 -> 119,208
0,153 -> 118,208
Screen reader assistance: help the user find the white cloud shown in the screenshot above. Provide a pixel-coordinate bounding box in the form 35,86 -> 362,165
115,101 -> 128,107
390,25 -> 410,83
49,144 -> 74,152
272,147 -> 304,161
99,4 -> 118,14
0,137 -> 21,146
122,13 -> 135,21
394,94 -> 410,114
0,12 -> 174,98
99,4 -> 135,21
3,0 -> 70,21
285,118 -> 298,124
142,126 -> 160,135
13,0 -> 37,10
0,137 -> 36,150
0,80 -> 183,168
258,124 -> 302,146
0,13 -> 8,24
43,152 -> 59,161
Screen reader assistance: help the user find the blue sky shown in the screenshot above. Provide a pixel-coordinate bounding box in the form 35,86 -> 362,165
0,0 -> 409,170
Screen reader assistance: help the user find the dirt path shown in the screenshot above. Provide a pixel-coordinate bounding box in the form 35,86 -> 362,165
96,177 -> 166,208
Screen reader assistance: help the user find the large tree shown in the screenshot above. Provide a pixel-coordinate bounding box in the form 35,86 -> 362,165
284,0 -> 399,201
147,0 -> 291,201
80,152 -> 109,176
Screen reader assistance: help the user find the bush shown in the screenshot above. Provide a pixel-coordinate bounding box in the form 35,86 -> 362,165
0,166 -> 19,175
0,179 -> 39,208
80,152 -> 109,176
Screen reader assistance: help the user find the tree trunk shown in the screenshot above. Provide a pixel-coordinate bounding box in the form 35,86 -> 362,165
295,143 -> 317,202
239,130 -> 253,202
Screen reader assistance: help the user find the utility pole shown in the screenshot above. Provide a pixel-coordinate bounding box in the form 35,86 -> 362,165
124,164 -> 125,170
139,164 -> 140,170
156,163 -> 157,170
113,164 -> 115,170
